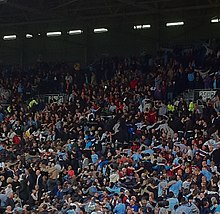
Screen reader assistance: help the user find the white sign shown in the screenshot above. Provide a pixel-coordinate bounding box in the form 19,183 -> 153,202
48,95 -> 64,104
199,90 -> 216,101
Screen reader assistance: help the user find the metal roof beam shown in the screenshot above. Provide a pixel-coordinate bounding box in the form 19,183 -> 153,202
5,2 -> 45,16
79,2 -> 220,19
50,0 -> 80,10
116,0 -> 157,12
0,2 -> 219,26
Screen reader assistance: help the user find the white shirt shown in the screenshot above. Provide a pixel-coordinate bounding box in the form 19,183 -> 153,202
36,174 -> 41,186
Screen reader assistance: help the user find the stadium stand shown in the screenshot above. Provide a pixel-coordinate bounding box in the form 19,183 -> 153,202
0,47 -> 219,213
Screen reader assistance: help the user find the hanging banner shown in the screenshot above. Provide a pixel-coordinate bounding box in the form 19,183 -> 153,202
198,90 -> 217,101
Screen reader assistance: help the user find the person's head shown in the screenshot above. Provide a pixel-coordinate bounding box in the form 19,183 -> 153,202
195,153 -> 200,160
5,206 -> 12,213
8,192 -> 13,199
113,193 -> 119,199
36,169 -> 41,176
194,167 -> 200,175
13,175 -> 19,181
6,182 -> 12,188
130,199 -> 135,206
131,195 -> 136,202
177,170 -> 183,177
180,197 -> 187,205
201,176 -> 207,183
211,197 -> 218,205
202,160 -> 207,168
168,191 -> 174,198
127,209 -> 133,214
141,198 -> 147,205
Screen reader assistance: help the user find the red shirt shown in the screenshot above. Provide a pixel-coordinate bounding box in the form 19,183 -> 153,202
147,111 -> 157,124
13,135 -> 21,145
130,79 -> 138,89
131,144 -> 140,151
122,195 -> 129,204
127,167 -> 134,176
68,170 -> 75,177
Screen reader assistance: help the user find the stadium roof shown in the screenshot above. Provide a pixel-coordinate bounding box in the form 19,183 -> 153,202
0,0 -> 219,27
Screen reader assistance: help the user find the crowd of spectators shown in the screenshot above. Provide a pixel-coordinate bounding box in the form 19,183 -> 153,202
0,47 -> 219,214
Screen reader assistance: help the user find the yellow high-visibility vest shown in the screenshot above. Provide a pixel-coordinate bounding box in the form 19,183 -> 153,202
7,106 -> 11,113
29,99 -> 38,108
167,104 -> 175,112
188,102 -> 194,112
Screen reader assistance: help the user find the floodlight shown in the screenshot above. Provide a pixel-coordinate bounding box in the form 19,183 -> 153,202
134,24 -> 151,29
166,22 -> 184,27
211,18 -> 220,23
94,28 -> 108,33
26,34 -> 33,39
68,30 -> 83,35
3,35 -> 16,40
46,31 -> 62,37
